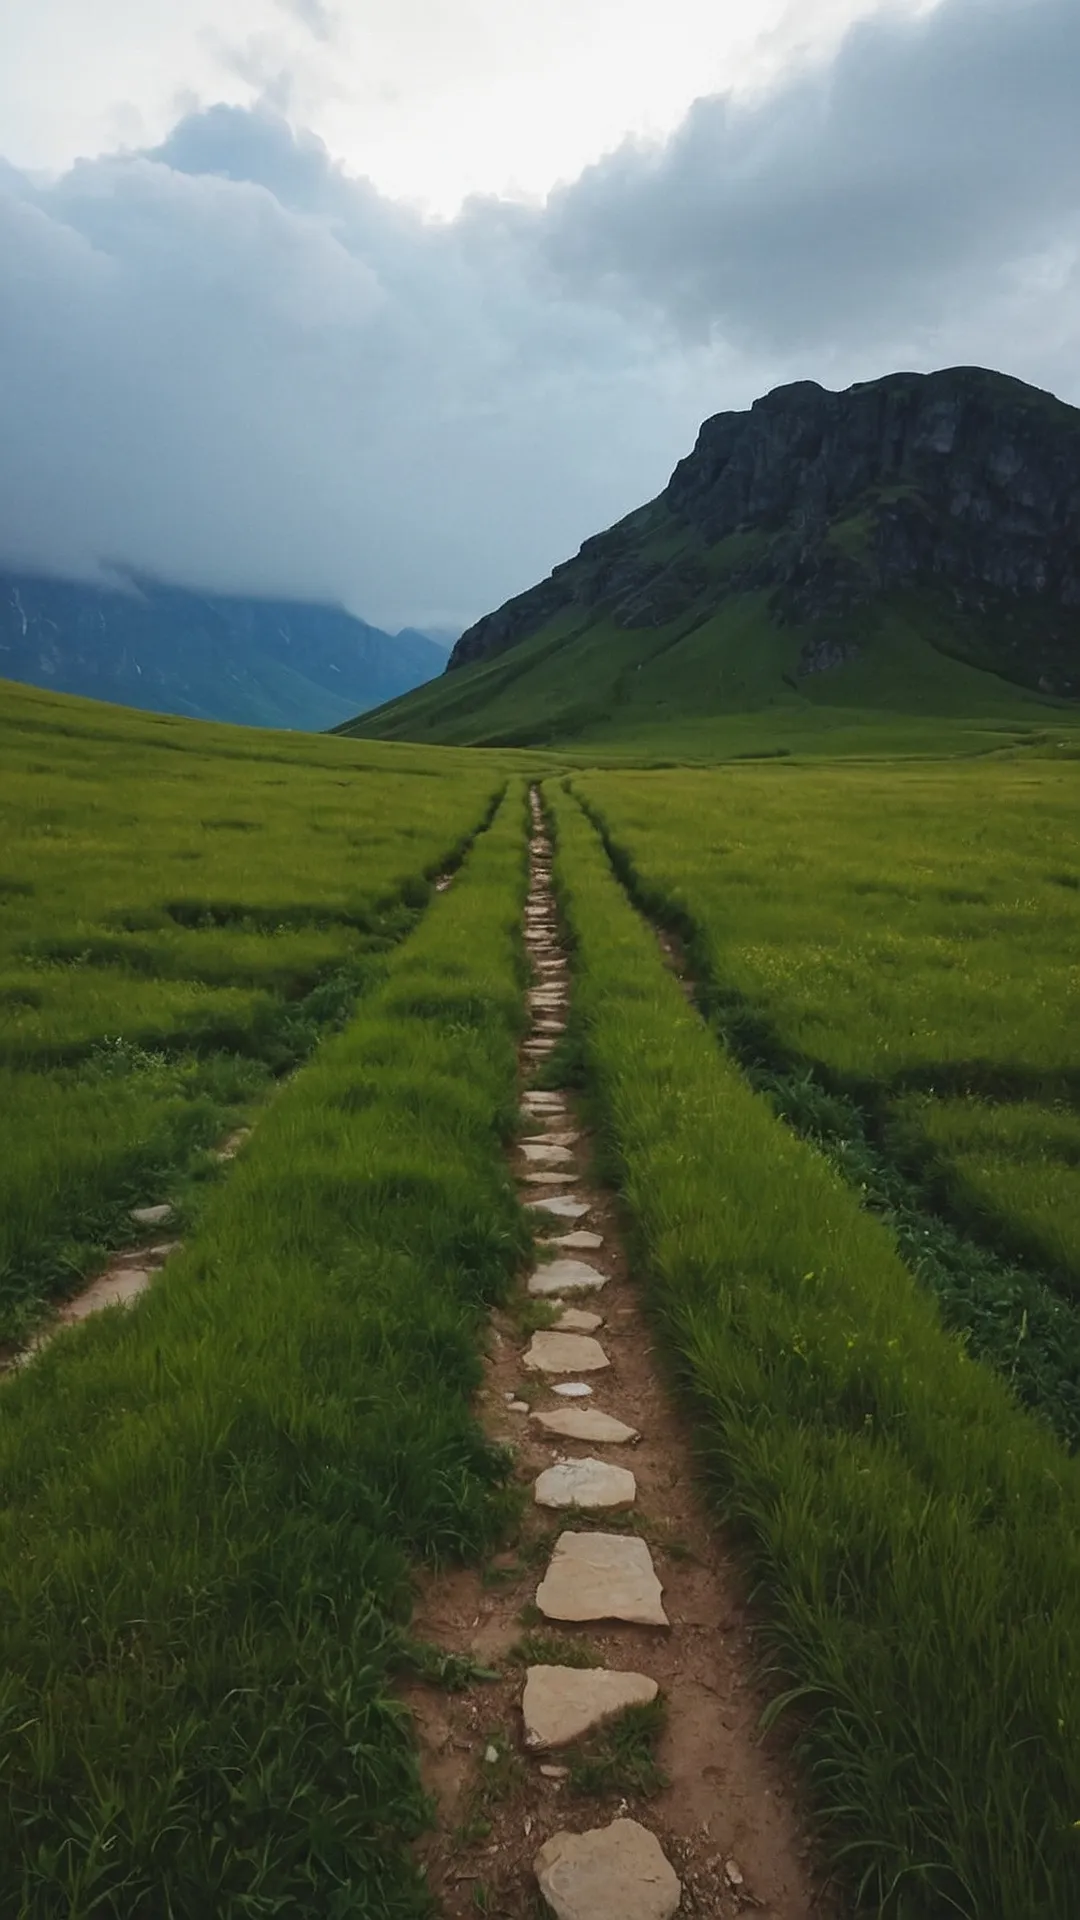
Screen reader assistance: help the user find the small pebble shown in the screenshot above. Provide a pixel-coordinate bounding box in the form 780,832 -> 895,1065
484,1745 -> 499,1765
539,1764 -> 569,1780
553,1381 -> 592,1398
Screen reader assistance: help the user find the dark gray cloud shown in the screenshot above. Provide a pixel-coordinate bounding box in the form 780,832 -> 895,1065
0,0 -> 1077,630
546,0 -> 1080,349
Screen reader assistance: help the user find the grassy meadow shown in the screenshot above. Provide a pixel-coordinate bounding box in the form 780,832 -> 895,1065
0,679 -> 505,1343
0,770 -> 532,1916
573,755 -> 1080,1442
5,665 -> 1080,1917
546,783 -> 1080,1918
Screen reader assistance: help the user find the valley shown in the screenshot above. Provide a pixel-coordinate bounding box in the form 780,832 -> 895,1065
2,668 -> 1079,1917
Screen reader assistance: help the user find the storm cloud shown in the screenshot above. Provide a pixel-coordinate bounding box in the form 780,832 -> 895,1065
1,0 -> 1078,631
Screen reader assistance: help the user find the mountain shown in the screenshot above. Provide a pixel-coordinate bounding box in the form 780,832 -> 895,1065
346,367 -> 1080,750
0,571 -> 448,730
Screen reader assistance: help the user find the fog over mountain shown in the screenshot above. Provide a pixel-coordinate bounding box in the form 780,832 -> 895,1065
1,0 -> 1078,633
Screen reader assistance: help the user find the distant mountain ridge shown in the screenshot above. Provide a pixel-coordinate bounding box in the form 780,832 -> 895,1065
0,570 -> 448,730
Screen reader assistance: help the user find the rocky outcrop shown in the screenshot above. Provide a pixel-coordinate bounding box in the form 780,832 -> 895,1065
448,367 -> 1080,694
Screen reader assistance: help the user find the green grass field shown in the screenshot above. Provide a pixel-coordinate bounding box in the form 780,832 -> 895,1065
5,670 -> 1080,1916
0,679 -> 506,1343
546,783 -> 1080,1917
0,771 -> 531,1917
571,756 -> 1080,1443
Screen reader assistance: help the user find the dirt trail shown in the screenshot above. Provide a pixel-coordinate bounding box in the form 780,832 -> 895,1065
402,790 -> 831,1918
3,850 -> 475,1377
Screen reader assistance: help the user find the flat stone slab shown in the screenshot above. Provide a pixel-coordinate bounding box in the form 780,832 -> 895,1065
552,1307 -> 603,1332
534,1820 -> 679,1920
553,1381 -> 593,1397
527,1197 -> 590,1222
524,1332 -> 609,1374
532,1407 -> 639,1444
535,1019 -> 566,1034
548,1230 -> 604,1251
523,1667 -> 658,1749
534,1457 -> 636,1511
528,1259 -> 606,1296
130,1203 -> 174,1227
536,1533 -> 667,1626
523,1170 -> 580,1186
523,1091 -> 569,1107
521,1143 -> 575,1166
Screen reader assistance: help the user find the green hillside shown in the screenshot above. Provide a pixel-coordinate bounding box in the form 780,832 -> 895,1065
345,580 -> 1067,759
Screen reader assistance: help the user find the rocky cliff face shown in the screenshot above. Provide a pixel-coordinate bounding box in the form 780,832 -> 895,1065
449,367 -> 1080,695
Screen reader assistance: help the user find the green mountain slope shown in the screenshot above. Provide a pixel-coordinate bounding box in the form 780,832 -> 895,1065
346,367 -> 1080,755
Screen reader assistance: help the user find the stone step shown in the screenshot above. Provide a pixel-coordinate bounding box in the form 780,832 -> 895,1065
130,1202 -> 174,1228
522,1090 -> 568,1107
523,1332 -> 609,1373
528,1258 -> 606,1295
526,1196 -> 591,1222
522,1170 -> 580,1187
546,1229 -> 604,1251
523,1666 -> 657,1750
536,1533 -> 668,1626
552,1307 -> 603,1332
534,1820 -> 680,1920
532,1406 -> 638,1444
534,1457 -> 636,1511
520,1142 -> 575,1166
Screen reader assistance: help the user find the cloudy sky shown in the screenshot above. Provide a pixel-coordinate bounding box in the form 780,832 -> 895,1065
2,0 -> 1078,631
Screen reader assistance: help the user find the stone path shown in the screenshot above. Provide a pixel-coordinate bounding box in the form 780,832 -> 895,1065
398,787 -> 830,1920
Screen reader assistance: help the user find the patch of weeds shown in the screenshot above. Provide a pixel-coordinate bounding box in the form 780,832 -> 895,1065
520,1526 -> 561,1571
452,1814 -> 493,1847
507,1630 -> 601,1669
481,1554 -> 527,1590
566,1698 -> 668,1800
517,1601 -> 544,1628
504,1295 -> 558,1338
471,1731 -> 526,1813
506,1376 -> 545,1408
393,1636 -> 499,1690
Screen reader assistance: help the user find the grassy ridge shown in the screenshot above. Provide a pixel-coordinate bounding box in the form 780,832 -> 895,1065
0,784 -> 530,1917
0,679 -> 505,1340
546,783 -> 1080,1919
